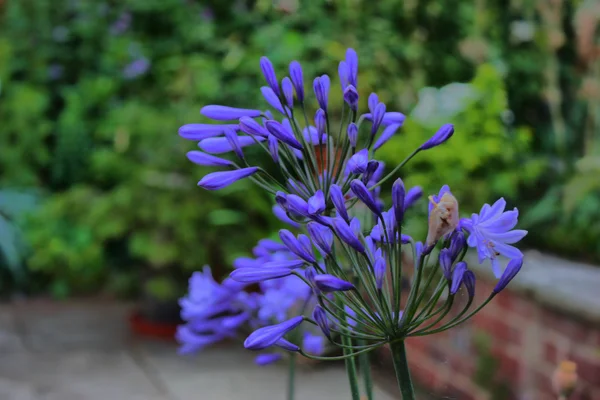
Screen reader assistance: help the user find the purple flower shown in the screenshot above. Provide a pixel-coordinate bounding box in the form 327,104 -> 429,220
420,123 -> 454,150
230,267 -> 293,283
350,180 -> 381,217
197,167 -> 258,190
315,109 -> 326,135
179,123 -> 239,140
346,48 -> 358,87
303,333 -> 325,355
313,75 -> 330,112
439,248 -> 453,280
123,57 -> 150,79
199,135 -> 263,154
239,117 -> 269,138
282,77 -> 294,108
279,229 -> 316,263
493,257 -> 523,294
289,61 -> 304,102
368,93 -> 379,114
186,151 -> 232,167
201,106 -> 262,121
244,316 -> 304,350
268,134 -> 279,163
404,186 -> 423,210
285,194 -> 310,218
347,149 -> 369,174
363,112 -> 406,127
338,61 -> 349,89
463,270 -> 476,298
307,222 -> 333,256
272,205 -> 300,229
347,123 -> 358,147
261,86 -> 285,114
314,274 -> 354,292
260,56 -> 280,96
371,103 -> 386,134
308,190 -> 326,215
461,198 -> 528,277
361,161 -> 380,185
449,231 -> 466,261
330,184 -> 349,222
373,123 -> 402,151
332,217 -> 365,253
224,127 -> 244,159
392,178 -> 406,224
265,120 -> 303,150
276,338 -> 300,352
374,256 -> 386,290
312,305 -> 330,338
110,12 -> 131,35
255,353 -> 282,365
344,85 -> 359,112
450,261 -> 467,295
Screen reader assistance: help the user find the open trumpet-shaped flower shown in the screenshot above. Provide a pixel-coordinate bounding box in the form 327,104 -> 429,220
461,198 -> 528,277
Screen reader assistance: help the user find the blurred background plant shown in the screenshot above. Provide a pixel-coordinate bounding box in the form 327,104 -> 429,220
0,0 -> 598,299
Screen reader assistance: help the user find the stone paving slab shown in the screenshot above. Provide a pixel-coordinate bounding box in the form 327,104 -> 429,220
0,300 -> 397,400
137,341 -> 396,400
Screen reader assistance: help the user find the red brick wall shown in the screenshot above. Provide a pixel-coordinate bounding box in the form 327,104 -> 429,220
379,278 -> 600,400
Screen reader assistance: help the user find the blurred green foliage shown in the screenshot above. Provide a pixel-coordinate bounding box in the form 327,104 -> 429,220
0,0 -> 597,296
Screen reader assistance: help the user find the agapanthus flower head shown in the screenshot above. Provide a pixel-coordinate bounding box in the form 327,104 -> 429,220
314,274 -> 355,292
344,85 -> 359,112
179,123 -> 240,140
461,198 -> 527,277
282,77 -> 294,109
450,261 -> 467,295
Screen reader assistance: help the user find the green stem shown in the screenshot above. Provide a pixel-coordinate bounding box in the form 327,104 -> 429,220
343,336 -> 361,400
287,353 -> 296,400
390,340 -> 415,400
358,339 -> 374,400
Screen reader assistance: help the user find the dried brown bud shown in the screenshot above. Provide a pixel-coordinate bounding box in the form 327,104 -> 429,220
426,192 -> 459,246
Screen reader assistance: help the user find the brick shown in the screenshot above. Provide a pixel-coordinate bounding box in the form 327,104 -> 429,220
541,309 -> 591,342
571,354 -> 600,385
473,313 -> 521,346
544,341 -> 559,365
493,350 -> 522,384
511,295 -> 536,319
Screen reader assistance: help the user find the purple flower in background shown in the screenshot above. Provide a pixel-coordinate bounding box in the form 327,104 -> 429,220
123,57 -> 150,79
177,266 -> 246,354
303,333 -> 325,355
110,11 -> 131,35
48,64 -> 64,80
461,198 -> 528,277
347,149 -> 369,174
255,353 -> 281,365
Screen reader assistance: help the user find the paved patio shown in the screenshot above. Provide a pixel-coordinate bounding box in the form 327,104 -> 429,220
0,300 -> 397,400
